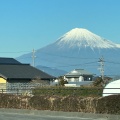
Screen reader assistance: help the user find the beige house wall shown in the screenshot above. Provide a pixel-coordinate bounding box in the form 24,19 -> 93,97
0,78 -> 6,83
0,77 -> 6,90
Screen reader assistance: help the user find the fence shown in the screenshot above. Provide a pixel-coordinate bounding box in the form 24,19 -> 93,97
0,82 -> 49,96
0,82 -> 49,95
0,89 -> 33,96
0,87 -> 106,96
0,87 -> 120,97
6,83 -> 48,89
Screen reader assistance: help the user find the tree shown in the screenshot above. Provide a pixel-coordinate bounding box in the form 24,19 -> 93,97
58,76 -> 68,86
92,77 -> 104,87
31,76 -> 48,85
93,76 -> 112,87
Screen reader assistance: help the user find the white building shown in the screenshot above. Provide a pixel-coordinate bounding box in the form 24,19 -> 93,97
64,69 -> 95,87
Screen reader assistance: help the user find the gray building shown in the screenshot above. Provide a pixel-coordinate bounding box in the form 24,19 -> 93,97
0,57 -> 55,90
64,69 -> 95,87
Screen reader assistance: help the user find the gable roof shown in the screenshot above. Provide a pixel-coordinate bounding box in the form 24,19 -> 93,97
0,57 -> 21,65
0,64 -> 54,80
65,69 -> 94,77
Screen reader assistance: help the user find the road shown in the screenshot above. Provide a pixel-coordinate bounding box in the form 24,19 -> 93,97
0,112 -> 106,120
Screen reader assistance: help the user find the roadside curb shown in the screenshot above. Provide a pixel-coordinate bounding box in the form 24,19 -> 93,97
0,108 -> 120,120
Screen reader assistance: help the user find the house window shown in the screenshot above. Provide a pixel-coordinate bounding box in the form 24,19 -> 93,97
84,76 -> 92,81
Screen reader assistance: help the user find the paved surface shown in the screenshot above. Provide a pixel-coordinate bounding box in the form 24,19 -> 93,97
0,108 -> 119,120
0,112 -> 105,120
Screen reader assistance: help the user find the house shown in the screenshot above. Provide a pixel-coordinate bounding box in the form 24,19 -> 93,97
64,69 -> 95,87
0,57 -> 22,65
0,57 -> 55,90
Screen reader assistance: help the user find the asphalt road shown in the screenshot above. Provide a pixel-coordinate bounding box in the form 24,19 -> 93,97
0,109 -> 119,120
0,112 -> 106,120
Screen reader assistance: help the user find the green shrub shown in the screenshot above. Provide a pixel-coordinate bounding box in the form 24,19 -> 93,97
32,86 -> 103,97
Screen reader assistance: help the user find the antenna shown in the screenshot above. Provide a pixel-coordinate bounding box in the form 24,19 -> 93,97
32,49 -> 36,67
98,56 -> 104,80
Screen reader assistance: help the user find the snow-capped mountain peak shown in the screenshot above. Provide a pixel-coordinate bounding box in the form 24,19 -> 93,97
17,27 -> 120,76
57,28 -> 120,49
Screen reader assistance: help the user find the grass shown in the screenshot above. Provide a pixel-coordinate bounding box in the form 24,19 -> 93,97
32,86 -> 103,97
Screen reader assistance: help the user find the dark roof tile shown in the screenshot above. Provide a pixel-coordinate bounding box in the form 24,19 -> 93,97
0,64 -> 54,80
0,57 -> 21,65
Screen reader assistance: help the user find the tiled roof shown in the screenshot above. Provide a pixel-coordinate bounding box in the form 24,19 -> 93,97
65,69 -> 94,76
0,57 -> 21,65
0,64 -> 54,80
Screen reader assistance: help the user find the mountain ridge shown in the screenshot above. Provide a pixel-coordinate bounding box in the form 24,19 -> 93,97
17,28 -> 120,77
55,28 -> 120,49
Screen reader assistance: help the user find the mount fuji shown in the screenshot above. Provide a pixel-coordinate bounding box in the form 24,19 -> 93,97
17,28 -> 120,77
56,28 -> 120,49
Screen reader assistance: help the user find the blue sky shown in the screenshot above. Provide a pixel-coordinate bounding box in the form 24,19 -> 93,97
0,0 -> 120,58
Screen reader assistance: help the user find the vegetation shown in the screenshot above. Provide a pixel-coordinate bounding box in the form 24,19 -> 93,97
92,76 -> 112,87
58,76 -> 68,86
92,77 -> 104,87
32,76 -> 105,97
32,86 -> 103,97
31,76 -> 49,85
0,93 -> 120,114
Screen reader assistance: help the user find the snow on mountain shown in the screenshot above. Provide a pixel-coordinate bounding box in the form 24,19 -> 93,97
17,28 -> 120,77
116,43 -> 120,48
56,28 -> 120,49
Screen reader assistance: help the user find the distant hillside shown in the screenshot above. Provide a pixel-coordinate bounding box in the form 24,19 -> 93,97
36,65 -> 67,77
17,28 -> 120,77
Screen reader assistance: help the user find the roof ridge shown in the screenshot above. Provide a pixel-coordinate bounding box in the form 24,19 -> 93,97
0,63 -> 30,65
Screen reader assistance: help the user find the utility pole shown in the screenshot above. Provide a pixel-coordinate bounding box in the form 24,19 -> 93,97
32,49 -> 36,67
98,56 -> 104,80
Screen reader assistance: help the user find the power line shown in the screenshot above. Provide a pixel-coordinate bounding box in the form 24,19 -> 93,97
39,51 -> 98,60
55,61 -> 97,68
105,61 -> 120,64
